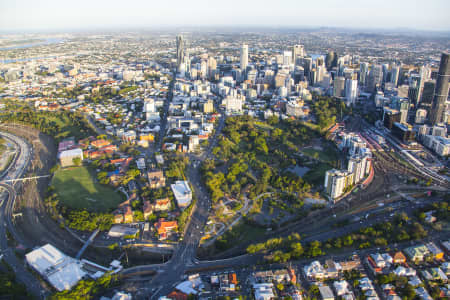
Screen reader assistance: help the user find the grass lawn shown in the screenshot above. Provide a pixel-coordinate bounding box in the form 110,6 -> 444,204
215,221 -> 266,251
303,162 -> 332,186
52,166 -> 123,212
301,143 -> 339,165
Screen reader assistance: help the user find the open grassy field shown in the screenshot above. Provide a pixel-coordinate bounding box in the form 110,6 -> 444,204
52,166 -> 123,212
301,144 -> 339,165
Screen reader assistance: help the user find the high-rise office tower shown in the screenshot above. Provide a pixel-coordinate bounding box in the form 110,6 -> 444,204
408,75 -> 421,106
359,62 -> 369,87
420,80 -> 436,114
240,44 -> 249,73
333,76 -> 346,98
283,51 -> 292,66
391,65 -> 400,87
325,51 -> 337,71
292,45 -> 305,65
430,53 -> 450,125
176,35 -> 185,70
368,64 -> 383,92
382,64 -> 389,83
345,79 -> 358,106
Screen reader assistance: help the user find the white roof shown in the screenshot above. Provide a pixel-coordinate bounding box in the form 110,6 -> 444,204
108,225 -> 139,237
47,261 -> 86,291
171,181 -> 192,206
59,148 -> 83,158
175,281 -> 198,295
25,244 -> 86,291
26,244 -> 65,272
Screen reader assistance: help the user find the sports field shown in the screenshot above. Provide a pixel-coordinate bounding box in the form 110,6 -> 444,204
52,166 -> 123,212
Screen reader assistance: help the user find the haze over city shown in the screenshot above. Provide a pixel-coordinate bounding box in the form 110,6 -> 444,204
1,0 -> 450,31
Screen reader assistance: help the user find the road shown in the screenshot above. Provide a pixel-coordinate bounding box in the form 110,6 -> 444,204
123,82 -> 227,298
120,113 -> 448,299
0,131 -> 48,299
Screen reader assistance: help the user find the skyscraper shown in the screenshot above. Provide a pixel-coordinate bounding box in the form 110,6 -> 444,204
333,76 -> 346,98
391,65 -> 400,87
176,35 -> 185,70
367,64 -> 383,92
359,62 -> 369,87
420,80 -> 436,114
430,53 -> 450,125
345,79 -> 358,106
240,44 -> 249,73
325,51 -> 337,71
283,51 -> 292,66
292,45 -> 305,65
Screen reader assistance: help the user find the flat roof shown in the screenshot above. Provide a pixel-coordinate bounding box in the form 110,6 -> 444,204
59,148 -> 83,158
25,244 -> 86,291
108,225 -> 139,237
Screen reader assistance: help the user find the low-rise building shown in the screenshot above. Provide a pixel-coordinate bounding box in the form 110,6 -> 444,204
171,181 -> 192,209
25,244 -> 86,291
108,225 -> 139,238
154,198 -> 171,211
319,285 -> 335,300
155,219 -> 178,240
59,148 -> 83,167
143,200 -> 153,220
404,245 -> 430,262
147,169 -> 166,189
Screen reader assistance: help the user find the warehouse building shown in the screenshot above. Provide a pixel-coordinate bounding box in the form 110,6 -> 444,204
25,244 -> 86,291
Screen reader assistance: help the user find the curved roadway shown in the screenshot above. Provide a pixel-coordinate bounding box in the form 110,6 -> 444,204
0,131 -> 48,299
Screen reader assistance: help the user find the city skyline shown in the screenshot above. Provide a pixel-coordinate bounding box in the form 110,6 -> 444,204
1,0 -> 450,32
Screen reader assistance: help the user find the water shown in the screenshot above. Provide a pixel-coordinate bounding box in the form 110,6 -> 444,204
0,56 -> 57,64
285,165 -> 310,177
0,38 -> 64,51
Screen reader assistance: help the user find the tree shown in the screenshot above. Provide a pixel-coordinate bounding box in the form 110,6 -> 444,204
72,157 -> 81,166
290,242 -> 304,258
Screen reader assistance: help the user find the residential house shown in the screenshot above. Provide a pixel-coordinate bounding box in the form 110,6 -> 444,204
253,283 -> 275,300
113,214 -> 124,224
333,280 -> 352,298
426,242 -> 444,260
325,259 -> 342,278
154,198 -> 171,212
167,290 -> 188,300
154,219 -> 178,240
392,252 -> 407,264
404,245 -> 430,262
414,287 -> 433,300
123,206 -> 133,223
319,285 -> 335,300
287,267 -> 297,284
91,139 -> 110,148
143,201 -> 153,220
252,271 -> 274,283
273,269 -> 290,283
147,169 -> 166,189
304,261 -> 325,281
366,253 -> 392,274
393,266 -> 416,277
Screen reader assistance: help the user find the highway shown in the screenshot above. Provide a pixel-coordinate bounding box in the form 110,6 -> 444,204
0,131 -> 48,299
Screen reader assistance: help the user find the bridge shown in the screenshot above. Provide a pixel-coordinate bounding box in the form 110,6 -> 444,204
0,175 -> 51,184
76,228 -> 100,260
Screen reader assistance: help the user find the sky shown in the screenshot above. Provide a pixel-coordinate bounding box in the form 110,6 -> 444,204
1,0 -> 450,32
